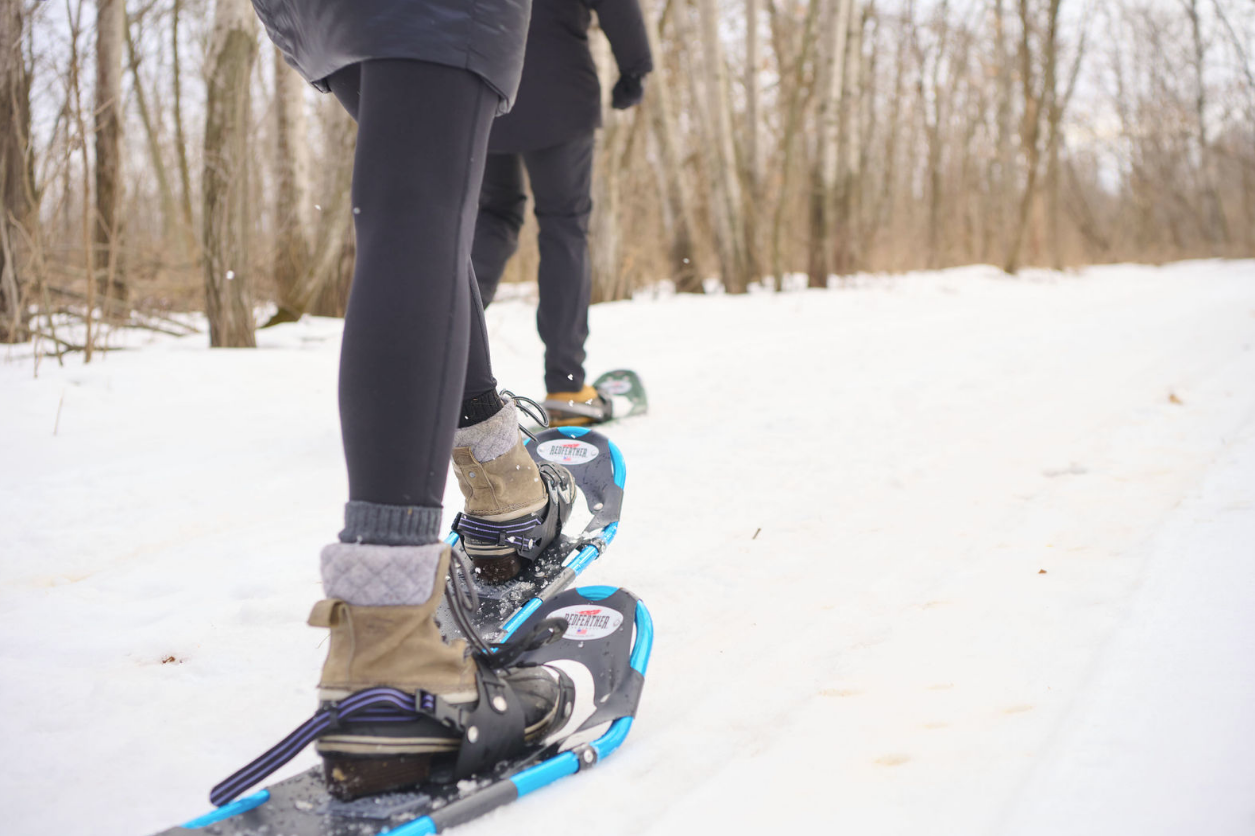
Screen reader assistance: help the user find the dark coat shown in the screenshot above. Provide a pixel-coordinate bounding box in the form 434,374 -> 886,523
252,0 -> 532,112
487,0 -> 653,153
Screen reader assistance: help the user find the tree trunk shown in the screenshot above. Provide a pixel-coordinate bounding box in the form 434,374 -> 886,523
590,24 -> 634,303
125,13 -> 178,247
0,0 -> 31,343
809,0 -> 852,287
770,0 -> 821,286
68,0 -> 97,360
924,2 -> 951,269
172,0 -> 197,259
990,0 -> 1014,262
694,0 -> 751,292
202,0 -> 258,347
743,0 -> 763,286
643,3 -> 701,292
270,48 -> 313,323
283,100 -> 356,318
1004,0 -> 1060,275
838,1 -> 865,274
94,0 -> 126,306
1185,0 -> 1229,247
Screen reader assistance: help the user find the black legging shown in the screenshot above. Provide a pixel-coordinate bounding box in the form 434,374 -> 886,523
328,60 -> 499,510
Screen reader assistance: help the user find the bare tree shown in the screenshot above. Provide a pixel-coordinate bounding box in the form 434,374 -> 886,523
268,48 -> 313,325
125,11 -> 178,247
281,99 -> 357,318
590,24 -> 629,302
1181,0 -> 1228,247
7,0 -> 1254,329
201,0 -> 257,347
643,1 -> 702,291
67,0 -> 98,360
172,0 -> 196,254
94,0 -> 125,305
694,0 -> 752,291
769,0 -> 822,285
0,0 -> 31,343
743,0 -> 764,284
1004,0 -> 1062,274
808,0 -> 853,287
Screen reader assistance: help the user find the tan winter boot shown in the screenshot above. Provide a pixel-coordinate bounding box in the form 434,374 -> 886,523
306,542 -> 570,800
310,543 -> 473,797
451,397 -> 574,582
309,552 -> 476,701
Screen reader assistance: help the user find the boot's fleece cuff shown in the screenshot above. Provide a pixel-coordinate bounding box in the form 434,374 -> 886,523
452,395 -> 519,463
339,501 -> 441,546
320,542 -> 445,606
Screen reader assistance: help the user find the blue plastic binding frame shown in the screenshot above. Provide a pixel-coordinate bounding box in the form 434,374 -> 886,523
180,594 -> 654,834
180,428 -> 632,832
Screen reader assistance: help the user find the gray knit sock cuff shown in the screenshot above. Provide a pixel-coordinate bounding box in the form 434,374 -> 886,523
321,542 -> 445,606
452,395 -> 519,463
339,501 -> 442,546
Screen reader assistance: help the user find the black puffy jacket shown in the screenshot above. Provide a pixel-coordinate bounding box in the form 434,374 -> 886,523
252,0 -> 532,113
488,0 -> 653,153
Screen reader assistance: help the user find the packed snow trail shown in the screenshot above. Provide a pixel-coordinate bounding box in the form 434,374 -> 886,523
2,261 -> 1253,835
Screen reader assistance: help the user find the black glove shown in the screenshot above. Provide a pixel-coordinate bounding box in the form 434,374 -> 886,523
611,74 -> 645,110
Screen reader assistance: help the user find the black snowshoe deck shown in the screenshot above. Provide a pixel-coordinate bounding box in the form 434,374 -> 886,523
156,586 -> 652,836
437,426 -> 625,642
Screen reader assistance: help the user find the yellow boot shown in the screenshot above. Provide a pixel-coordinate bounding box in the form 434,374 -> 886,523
543,384 -> 611,427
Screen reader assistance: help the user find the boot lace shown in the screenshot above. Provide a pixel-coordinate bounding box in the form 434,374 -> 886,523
501,389 -> 550,443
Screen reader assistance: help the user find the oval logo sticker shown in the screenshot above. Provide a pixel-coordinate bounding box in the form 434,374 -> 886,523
537,439 -> 599,465
550,604 -> 624,640
600,378 -> 633,395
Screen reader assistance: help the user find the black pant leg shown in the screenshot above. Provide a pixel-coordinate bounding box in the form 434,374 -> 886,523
334,59 -> 497,509
471,153 -> 528,307
523,131 -> 595,393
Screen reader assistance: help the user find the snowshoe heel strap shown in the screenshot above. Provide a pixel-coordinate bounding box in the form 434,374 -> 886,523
453,465 -> 568,562
453,510 -> 549,560
209,670 -> 535,807
209,686 -> 437,807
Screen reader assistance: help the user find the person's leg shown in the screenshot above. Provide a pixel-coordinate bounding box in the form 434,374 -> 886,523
459,263 -> 502,422
308,60 -> 570,799
470,153 -> 527,308
523,131 -> 595,394
333,59 -> 494,523
330,61 -> 498,420
327,63 -> 361,120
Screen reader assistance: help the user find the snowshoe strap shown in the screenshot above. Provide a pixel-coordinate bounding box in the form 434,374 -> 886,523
215,682 -> 441,808
452,510 -> 549,558
451,659 -> 527,780
452,464 -> 569,562
208,686 -> 473,807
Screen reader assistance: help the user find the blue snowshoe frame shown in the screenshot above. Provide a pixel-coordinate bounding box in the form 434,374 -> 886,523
170,586 -> 653,836
438,426 -> 627,642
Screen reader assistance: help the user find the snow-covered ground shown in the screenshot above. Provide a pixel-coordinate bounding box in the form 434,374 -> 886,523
3,260 -> 1254,836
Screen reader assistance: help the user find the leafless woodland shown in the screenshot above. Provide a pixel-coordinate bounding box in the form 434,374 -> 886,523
1,0 -> 1253,353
